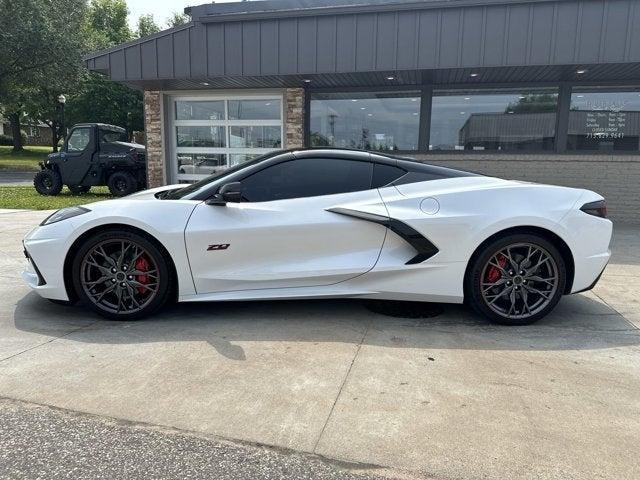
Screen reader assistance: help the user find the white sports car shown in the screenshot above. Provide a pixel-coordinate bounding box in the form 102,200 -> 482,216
22,149 -> 612,325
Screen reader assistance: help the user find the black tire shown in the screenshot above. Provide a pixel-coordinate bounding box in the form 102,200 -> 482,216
68,185 -> 91,195
33,169 -> 63,196
71,229 -> 173,320
107,171 -> 137,197
466,233 -> 566,325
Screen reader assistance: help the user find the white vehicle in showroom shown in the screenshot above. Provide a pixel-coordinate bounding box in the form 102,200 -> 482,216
22,148 -> 612,325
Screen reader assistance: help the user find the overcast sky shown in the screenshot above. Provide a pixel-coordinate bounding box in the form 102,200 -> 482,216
126,0 -> 238,30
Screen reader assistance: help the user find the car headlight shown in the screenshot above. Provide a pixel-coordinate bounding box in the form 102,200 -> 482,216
40,206 -> 91,226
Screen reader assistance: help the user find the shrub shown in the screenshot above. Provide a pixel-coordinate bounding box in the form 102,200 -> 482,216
0,131 -> 28,146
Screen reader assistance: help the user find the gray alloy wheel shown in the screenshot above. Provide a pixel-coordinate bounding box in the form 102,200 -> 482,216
72,230 -> 172,320
468,234 -> 566,325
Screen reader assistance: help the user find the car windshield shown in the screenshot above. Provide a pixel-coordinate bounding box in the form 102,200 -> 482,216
162,150 -> 285,199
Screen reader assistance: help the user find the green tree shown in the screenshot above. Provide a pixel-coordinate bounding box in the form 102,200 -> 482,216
167,11 -> 189,28
137,14 -> 160,38
505,94 -> 558,114
87,0 -> 131,49
65,73 -> 143,139
0,0 -> 86,151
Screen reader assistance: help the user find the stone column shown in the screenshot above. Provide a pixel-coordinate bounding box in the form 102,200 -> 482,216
143,90 -> 165,188
284,88 -> 305,148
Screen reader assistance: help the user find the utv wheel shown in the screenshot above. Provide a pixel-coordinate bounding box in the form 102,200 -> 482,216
107,171 -> 137,197
33,170 -> 63,196
467,234 -> 566,325
72,230 -> 173,320
69,185 -> 91,195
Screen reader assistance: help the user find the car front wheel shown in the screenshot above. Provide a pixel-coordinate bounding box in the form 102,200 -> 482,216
467,234 -> 566,325
72,230 -> 172,320
33,169 -> 63,196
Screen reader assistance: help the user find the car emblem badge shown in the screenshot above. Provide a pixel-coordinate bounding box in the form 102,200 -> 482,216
207,244 -> 230,251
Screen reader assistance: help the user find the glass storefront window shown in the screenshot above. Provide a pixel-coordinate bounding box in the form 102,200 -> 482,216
310,92 -> 420,151
175,101 -> 225,120
228,100 -> 281,120
568,89 -> 640,151
430,89 -> 558,151
176,126 -> 226,148
229,126 -> 282,148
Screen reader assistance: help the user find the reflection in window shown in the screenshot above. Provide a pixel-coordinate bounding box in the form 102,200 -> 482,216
228,100 -> 281,120
310,92 -> 420,151
177,153 -> 226,176
229,126 -> 282,148
568,90 -> 640,151
176,126 -> 225,148
175,101 -> 225,120
229,153 -> 263,167
67,128 -> 91,152
430,90 -> 558,151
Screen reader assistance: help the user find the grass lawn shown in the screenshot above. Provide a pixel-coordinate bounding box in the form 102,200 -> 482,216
0,186 -> 113,210
0,146 -> 52,171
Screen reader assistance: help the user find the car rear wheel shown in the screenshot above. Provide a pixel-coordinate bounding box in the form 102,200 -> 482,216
467,234 -> 566,325
107,171 -> 137,197
33,169 -> 63,196
72,230 -> 172,320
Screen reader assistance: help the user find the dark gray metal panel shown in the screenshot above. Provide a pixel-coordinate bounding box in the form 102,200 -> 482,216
87,0 -> 640,83
174,29 -> 191,78
601,0 -> 630,63
207,23 -> 225,76
417,10 -> 439,68
260,20 -> 279,74
140,40 -> 157,79
483,5 -> 506,66
577,0 -> 605,64
316,16 -> 336,72
438,9 -> 461,68
110,50 -> 126,81
297,17 -> 317,73
335,15 -> 356,72
529,2 -> 554,65
505,4 -> 529,66
124,45 -> 141,79
553,2 -> 579,63
278,18 -> 298,74
375,12 -> 397,70
242,21 -> 261,75
627,0 -> 640,61
156,34 -> 174,78
461,7 -> 483,67
396,11 -> 417,70
190,24 -> 207,77
224,22 -> 243,75
355,14 -> 376,71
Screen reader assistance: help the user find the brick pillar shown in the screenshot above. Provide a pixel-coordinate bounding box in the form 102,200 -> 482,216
284,88 -> 305,148
143,90 -> 165,188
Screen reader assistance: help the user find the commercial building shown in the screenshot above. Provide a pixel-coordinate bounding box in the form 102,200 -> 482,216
84,0 -> 640,222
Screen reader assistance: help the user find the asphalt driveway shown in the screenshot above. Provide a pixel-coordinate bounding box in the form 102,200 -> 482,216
0,208 -> 638,480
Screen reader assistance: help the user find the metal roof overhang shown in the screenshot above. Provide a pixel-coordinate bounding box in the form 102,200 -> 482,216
84,0 -> 640,91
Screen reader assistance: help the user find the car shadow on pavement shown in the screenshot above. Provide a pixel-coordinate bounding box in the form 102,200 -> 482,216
12,289 -> 640,361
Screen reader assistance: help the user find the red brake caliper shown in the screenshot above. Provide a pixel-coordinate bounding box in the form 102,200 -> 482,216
135,256 -> 150,295
486,254 -> 507,283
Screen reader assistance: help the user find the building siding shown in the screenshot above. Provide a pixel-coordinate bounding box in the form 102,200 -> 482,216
88,0 -> 640,82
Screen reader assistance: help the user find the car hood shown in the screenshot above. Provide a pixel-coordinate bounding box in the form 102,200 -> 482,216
126,184 -> 185,199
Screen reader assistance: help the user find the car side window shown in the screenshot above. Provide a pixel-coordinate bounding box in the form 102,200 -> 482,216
67,128 -> 91,153
372,163 -> 406,187
240,157 -> 373,202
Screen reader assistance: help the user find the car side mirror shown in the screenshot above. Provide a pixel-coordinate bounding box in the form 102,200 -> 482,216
206,182 -> 243,206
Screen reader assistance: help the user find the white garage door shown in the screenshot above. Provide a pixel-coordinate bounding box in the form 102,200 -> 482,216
168,93 -> 284,182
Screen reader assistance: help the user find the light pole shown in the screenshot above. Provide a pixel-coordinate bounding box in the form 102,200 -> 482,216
57,94 -> 66,148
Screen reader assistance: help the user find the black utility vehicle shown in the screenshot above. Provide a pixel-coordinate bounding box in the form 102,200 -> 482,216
34,123 -> 146,197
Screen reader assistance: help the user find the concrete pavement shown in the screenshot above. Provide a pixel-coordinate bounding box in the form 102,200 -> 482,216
0,209 -> 639,480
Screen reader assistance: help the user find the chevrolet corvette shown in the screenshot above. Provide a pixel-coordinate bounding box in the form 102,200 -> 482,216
22,148 -> 612,325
